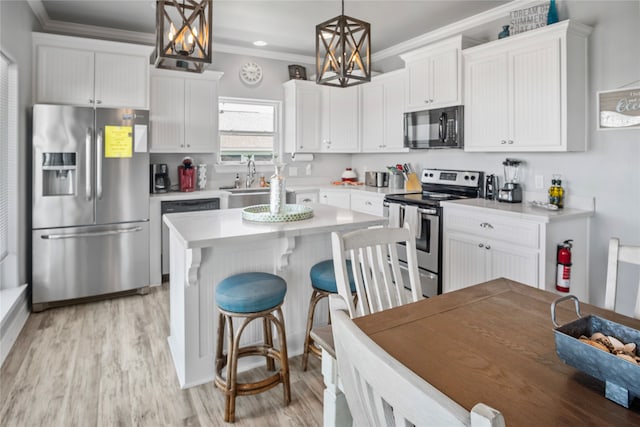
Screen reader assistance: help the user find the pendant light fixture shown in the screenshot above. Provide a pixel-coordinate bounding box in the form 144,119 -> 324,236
152,0 -> 212,73
316,0 -> 371,87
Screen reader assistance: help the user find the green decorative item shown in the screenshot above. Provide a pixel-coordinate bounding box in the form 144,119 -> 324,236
498,25 -> 510,39
242,204 -> 314,223
547,0 -> 559,24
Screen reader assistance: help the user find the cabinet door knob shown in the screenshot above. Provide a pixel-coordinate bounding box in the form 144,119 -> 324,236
96,100 -> 102,105
365,201 -> 372,206
89,99 -> 94,104
508,140 -> 514,144
478,243 -> 484,248
485,245 -> 491,250
501,140 -> 507,144
480,222 -> 494,229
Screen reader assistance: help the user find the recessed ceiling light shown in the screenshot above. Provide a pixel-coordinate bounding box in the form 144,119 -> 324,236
253,40 -> 268,47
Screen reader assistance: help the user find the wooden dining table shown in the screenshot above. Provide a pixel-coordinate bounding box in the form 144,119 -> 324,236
353,278 -> 640,426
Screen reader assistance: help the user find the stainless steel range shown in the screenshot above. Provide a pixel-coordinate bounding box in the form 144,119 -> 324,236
384,168 -> 484,297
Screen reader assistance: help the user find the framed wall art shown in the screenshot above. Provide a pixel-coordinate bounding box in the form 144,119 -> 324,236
597,87 -> 640,130
288,65 -> 307,80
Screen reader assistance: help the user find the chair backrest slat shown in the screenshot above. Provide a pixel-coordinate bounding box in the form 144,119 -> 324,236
332,226 -> 424,318
605,238 -> 640,319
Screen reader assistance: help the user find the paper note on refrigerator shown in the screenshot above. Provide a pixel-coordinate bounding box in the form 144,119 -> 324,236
134,124 -> 148,152
105,126 -> 133,158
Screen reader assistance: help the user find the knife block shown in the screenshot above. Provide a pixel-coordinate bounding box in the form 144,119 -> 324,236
405,173 -> 421,191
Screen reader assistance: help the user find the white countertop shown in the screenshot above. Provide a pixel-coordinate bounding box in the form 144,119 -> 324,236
441,198 -> 594,222
163,203 -> 386,249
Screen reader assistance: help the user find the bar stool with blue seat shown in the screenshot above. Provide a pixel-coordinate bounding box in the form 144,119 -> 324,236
214,272 -> 291,423
302,259 -> 356,371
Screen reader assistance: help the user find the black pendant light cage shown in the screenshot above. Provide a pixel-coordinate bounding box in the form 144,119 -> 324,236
316,2 -> 371,88
152,0 -> 212,73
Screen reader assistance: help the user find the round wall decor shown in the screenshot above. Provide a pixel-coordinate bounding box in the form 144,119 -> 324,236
239,61 -> 263,85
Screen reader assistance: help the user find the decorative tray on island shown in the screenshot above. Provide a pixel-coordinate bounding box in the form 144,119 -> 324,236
551,295 -> 640,408
242,204 -> 314,223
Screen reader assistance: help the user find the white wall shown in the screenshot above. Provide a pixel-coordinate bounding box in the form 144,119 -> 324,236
352,0 -> 640,315
0,0 -> 41,288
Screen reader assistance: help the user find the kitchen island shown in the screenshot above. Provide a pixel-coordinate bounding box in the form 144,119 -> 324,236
163,203 -> 386,388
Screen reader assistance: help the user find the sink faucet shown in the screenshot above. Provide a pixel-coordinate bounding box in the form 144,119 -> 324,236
245,159 -> 256,188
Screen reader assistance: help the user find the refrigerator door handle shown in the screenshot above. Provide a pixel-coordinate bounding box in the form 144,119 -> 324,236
40,226 -> 143,240
97,128 -> 103,199
85,127 -> 93,201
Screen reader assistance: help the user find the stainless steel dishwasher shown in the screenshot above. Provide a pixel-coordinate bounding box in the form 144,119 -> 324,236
161,198 -> 220,277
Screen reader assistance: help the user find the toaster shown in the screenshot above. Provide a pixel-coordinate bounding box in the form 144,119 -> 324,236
365,171 -> 389,187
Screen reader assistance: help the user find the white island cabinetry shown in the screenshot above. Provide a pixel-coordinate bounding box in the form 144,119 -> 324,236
163,204 -> 385,388
442,199 -> 593,302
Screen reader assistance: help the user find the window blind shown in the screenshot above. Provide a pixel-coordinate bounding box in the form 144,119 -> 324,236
0,54 -> 9,263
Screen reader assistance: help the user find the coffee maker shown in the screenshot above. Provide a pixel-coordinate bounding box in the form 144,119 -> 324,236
498,158 -> 523,203
150,164 -> 171,193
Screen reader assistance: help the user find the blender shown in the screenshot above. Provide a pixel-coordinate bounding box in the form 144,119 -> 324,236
498,158 -> 523,203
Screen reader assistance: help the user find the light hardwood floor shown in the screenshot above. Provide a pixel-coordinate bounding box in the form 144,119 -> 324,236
0,284 -> 324,426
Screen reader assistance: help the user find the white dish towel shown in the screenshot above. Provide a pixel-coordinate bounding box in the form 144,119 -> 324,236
388,203 -> 401,228
403,205 -> 422,238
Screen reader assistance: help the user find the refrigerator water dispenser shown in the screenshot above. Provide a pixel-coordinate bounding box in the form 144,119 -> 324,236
42,152 -> 76,196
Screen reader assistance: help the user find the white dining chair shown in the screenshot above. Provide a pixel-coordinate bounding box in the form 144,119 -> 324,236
329,295 -> 506,427
331,225 -> 424,318
604,237 -> 640,318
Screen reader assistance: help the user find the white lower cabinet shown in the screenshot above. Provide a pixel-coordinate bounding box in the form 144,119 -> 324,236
294,190 -> 319,205
446,231 -> 538,291
443,203 -> 591,302
350,191 -> 385,216
319,190 -> 351,209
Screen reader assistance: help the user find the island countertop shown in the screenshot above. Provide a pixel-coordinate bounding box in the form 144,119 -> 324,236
163,203 -> 386,249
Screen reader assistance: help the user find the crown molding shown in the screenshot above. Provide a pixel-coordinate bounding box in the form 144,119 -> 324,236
372,0 -> 546,62
26,0 -> 314,65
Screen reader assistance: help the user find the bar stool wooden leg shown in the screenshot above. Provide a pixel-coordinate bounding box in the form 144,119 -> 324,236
273,307 -> 291,404
263,317 -> 275,371
302,289 -> 329,371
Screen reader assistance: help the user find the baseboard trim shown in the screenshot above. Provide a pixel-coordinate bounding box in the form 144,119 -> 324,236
0,284 -> 30,367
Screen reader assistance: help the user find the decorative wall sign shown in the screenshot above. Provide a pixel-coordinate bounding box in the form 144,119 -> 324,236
510,4 -> 550,35
597,87 -> 640,130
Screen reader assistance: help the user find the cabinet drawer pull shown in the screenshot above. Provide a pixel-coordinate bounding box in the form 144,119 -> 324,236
480,222 -> 494,229
365,201 -> 372,206
302,198 -> 312,203
478,243 -> 484,248
485,245 -> 491,250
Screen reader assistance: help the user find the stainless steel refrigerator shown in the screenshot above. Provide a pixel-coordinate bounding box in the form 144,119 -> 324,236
32,104 -> 150,311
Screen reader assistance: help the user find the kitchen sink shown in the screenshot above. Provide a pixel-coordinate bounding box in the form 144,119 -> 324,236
225,188 -> 295,208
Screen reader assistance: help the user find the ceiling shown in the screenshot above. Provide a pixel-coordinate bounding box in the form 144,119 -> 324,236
35,0 -> 510,62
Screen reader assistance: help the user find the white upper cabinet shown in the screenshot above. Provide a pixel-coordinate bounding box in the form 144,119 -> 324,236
33,33 -> 151,109
360,71 -> 408,152
321,85 -> 360,152
463,21 -> 592,152
149,69 -> 222,153
283,80 -> 322,153
400,36 -> 477,112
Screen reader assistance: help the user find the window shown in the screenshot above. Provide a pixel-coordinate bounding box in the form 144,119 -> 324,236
218,97 -> 280,163
0,51 -> 17,287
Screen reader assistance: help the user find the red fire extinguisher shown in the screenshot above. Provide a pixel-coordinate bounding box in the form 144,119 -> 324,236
556,240 -> 573,292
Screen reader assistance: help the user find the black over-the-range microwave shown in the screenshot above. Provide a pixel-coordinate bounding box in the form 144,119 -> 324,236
403,105 -> 464,149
